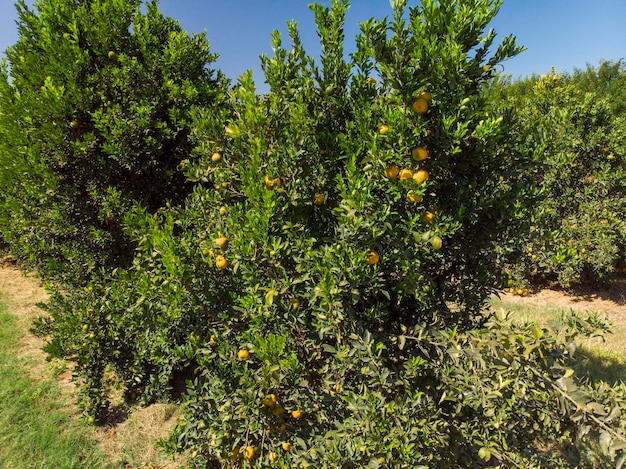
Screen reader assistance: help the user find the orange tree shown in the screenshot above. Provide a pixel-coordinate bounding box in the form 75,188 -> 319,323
487,63 -> 626,287
34,1 -> 626,467
0,0 -> 226,285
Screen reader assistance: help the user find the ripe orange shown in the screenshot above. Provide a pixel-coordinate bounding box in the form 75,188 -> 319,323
269,452 -> 278,462
367,77 -> 377,85
215,237 -> 228,249
273,177 -> 281,189
282,442 -> 292,452
385,165 -> 399,179
366,250 -> 379,265
238,349 -> 250,360
608,154 -> 615,160
291,408 -> 303,419
211,152 -> 222,162
243,446 -> 255,460
407,190 -> 423,203
412,147 -> 428,161
378,124 -> 389,135
399,169 -> 413,181
417,91 -> 432,102
413,169 -> 429,185
411,98 -> 428,114
314,193 -> 325,205
215,255 -> 228,270
420,211 -> 434,224
264,175 -> 274,189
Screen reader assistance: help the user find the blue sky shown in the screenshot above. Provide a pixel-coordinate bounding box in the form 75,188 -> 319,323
1,0 -> 625,91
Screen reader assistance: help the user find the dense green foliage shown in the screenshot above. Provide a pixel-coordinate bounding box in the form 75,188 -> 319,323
0,0 -> 226,285
0,0 -> 625,467
487,61 -> 626,288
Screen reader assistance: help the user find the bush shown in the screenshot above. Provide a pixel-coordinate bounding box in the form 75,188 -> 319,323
0,0 -> 227,285
486,63 -> 626,288
31,1 -> 626,467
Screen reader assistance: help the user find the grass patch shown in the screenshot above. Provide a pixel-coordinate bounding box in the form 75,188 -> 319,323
0,297 -> 111,469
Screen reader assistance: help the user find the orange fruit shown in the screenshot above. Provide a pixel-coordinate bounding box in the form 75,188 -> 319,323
366,250 -> 379,265
269,452 -> 278,462
367,77 -> 377,84
211,152 -> 222,162
272,405 -> 285,416
412,147 -> 428,161
413,169 -> 429,185
262,177 -> 282,190
314,193 -> 325,205
407,190 -> 423,203
215,237 -> 228,249
282,442 -> 292,452
291,408 -> 303,419
385,165 -> 399,179
417,91 -> 432,102
411,98 -> 428,114
243,446 -> 255,460
219,205 -> 227,215
291,299 -> 300,310
399,169 -> 413,181
430,235 -> 442,250
378,124 -> 389,135
420,211 -> 434,224
608,154 -> 615,160
215,255 -> 228,270
237,349 -> 250,360
108,50 -> 116,58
